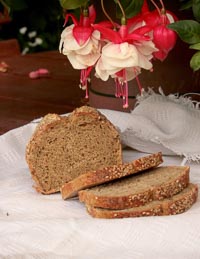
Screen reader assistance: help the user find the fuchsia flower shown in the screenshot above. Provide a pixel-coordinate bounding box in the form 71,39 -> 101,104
94,20 -> 157,108
59,1 -> 178,108
152,12 -> 177,61
59,5 -> 101,97
141,0 -> 178,61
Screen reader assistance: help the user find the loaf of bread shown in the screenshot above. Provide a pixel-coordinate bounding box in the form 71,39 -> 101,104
79,166 -> 190,209
61,152 -> 163,199
86,183 -> 198,218
26,106 -> 122,194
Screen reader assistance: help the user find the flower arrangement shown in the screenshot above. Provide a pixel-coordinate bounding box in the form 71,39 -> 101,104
59,0 -> 179,108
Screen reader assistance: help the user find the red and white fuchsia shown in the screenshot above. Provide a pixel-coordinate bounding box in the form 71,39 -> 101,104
59,0 -> 178,108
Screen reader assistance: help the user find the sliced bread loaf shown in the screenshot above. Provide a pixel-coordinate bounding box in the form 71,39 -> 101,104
86,183 -> 198,218
61,152 -> 163,199
26,106 -> 122,194
79,166 -> 190,209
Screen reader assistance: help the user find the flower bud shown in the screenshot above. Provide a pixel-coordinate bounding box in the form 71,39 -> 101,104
153,23 -> 177,61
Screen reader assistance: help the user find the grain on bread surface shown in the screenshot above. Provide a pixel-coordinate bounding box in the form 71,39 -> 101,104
79,166 -> 190,209
86,183 -> 198,218
61,152 -> 163,199
26,106 -> 122,194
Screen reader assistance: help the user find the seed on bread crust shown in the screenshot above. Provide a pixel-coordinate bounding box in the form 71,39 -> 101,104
79,166 -> 190,210
86,183 -> 198,219
61,152 -> 163,199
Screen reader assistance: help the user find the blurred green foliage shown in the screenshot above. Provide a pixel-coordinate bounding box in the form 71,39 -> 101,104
0,0 -> 64,53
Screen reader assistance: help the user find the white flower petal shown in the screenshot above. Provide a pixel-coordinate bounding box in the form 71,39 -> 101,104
59,25 -> 101,70
137,51 -> 153,70
166,13 -> 176,23
95,58 -> 110,81
136,40 -> 157,56
67,53 -> 87,69
60,25 -> 90,52
76,35 -> 101,55
76,52 -> 100,66
101,42 -> 139,68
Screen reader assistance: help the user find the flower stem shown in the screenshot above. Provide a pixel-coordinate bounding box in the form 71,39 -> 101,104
150,0 -> 161,15
159,0 -> 165,10
116,0 -> 126,20
159,0 -> 166,14
101,0 -> 116,28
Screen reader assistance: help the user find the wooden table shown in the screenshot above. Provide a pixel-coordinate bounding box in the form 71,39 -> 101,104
1,48 -> 200,135
0,51 -> 86,135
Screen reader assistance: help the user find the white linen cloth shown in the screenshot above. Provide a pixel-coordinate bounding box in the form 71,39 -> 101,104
100,88 -> 200,162
0,115 -> 200,258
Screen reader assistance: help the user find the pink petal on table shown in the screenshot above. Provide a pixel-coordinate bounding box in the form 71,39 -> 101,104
38,68 -> 50,75
29,71 -> 39,79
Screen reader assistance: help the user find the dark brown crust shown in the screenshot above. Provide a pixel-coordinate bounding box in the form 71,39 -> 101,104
61,152 -> 163,199
86,183 -> 198,218
26,106 -> 122,194
79,166 -> 190,209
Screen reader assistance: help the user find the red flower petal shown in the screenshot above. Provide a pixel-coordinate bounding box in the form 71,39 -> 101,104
144,9 -> 178,28
73,26 -> 93,45
93,24 -> 122,43
89,5 -> 96,24
141,0 -> 150,15
143,9 -> 161,28
153,24 -> 177,52
97,20 -> 119,29
133,25 -> 152,36
153,49 -> 168,61
64,13 -> 78,27
119,25 -> 128,39
125,32 -> 150,42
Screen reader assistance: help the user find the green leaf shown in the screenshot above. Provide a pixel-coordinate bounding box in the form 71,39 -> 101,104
59,0 -> 87,10
190,51 -> 200,71
168,20 -> 200,44
179,0 -> 192,11
192,0 -> 200,22
114,0 -> 144,19
3,0 -> 28,11
189,42 -> 200,50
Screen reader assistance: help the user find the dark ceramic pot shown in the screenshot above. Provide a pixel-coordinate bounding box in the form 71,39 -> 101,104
89,75 -> 139,112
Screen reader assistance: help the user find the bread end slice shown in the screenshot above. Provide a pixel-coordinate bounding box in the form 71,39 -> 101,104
86,183 -> 198,219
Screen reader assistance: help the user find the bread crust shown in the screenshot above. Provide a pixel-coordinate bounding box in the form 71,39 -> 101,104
79,166 -> 190,209
61,152 -> 163,199
86,183 -> 198,218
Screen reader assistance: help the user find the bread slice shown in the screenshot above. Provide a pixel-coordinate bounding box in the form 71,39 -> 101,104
61,152 -> 163,199
86,183 -> 198,218
79,166 -> 190,209
26,106 -> 122,194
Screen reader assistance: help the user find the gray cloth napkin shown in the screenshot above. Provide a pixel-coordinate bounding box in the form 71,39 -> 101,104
100,88 -> 200,162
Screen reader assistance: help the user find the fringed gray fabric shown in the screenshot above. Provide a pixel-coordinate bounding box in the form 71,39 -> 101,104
100,88 -> 200,163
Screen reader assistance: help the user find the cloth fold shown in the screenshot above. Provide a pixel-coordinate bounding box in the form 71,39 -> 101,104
100,88 -> 200,162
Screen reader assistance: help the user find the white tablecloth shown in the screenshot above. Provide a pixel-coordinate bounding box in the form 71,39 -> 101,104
0,121 -> 200,259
